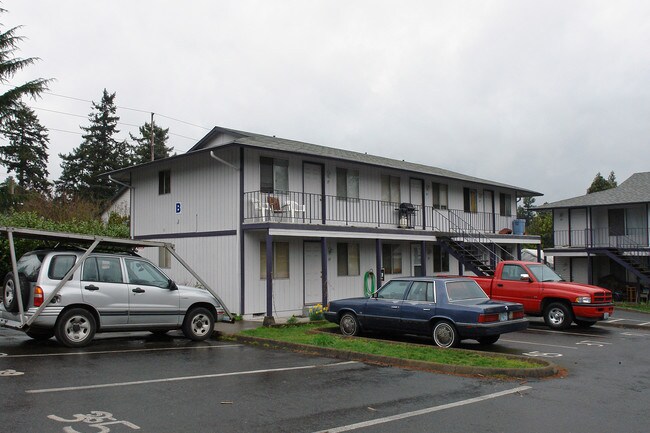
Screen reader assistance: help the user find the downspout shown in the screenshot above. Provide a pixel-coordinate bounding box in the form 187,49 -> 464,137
210,151 -> 240,171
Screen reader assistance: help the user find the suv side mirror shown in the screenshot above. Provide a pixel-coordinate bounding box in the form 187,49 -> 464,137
168,280 -> 178,291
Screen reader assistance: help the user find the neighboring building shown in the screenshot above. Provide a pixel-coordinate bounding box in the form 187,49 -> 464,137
106,126 -> 542,319
538,172 -> 650,297
100,187 -> 130,223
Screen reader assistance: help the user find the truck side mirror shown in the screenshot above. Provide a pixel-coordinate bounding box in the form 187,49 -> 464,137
520,273 -> 532,282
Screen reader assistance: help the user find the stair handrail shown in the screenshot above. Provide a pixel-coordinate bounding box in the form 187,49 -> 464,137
433,208 -> 515,265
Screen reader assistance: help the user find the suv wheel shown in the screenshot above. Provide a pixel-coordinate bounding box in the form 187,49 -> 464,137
3,272 -> 30,313
55,308 -> 97,348
182,307 -> 215,341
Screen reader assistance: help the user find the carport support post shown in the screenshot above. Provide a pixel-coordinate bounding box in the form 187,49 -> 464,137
264,232 -> 275,326
7,230 -> 24,324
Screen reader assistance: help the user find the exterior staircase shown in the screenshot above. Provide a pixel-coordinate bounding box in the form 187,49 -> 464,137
596,248 -> 650,286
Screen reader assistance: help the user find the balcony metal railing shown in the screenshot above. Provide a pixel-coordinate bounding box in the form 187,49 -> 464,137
552,228 -> 650,249
243,190 -> 518,235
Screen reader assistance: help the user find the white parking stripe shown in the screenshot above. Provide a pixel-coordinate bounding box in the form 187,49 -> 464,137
26,361 -> 358,394
500,339 -> 578,350
607,319 -> 624,323
3,344 -> 242,358
525,328 -> 606,338
639,322 -> 650,326
311,386 -> 532,433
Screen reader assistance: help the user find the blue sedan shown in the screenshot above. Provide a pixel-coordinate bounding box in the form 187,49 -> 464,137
324,276 -> 528,348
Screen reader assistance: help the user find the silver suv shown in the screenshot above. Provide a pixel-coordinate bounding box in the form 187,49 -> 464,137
1,250 -> 224,347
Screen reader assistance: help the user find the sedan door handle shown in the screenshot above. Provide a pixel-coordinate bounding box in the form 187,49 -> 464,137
390,305 -> 400,309
84,285 -> 99,291
423,308 -> 431,311
132,288 -> 145,293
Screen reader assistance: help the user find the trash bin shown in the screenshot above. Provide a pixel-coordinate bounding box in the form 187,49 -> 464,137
512,219 -> 526,235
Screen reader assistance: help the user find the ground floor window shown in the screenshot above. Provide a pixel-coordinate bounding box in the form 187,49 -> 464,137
260,241 -> 290,279
382,244 -> 402,274
433,244 -> 449,272
337,243 -> 360,276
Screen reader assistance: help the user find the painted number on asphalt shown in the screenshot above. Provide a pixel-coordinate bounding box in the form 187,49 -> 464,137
523,351 -> 563,358
0,369 -> 24,376
48,411 -> 140,432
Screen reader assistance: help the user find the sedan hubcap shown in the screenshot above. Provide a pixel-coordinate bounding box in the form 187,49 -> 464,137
434,323 -> 454,347
340,316 -> 356,335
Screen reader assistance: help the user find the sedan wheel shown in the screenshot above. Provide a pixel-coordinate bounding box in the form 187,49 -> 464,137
55,308 -> 96,348
339,312 -> 360,336
182,307 -> 215,341
432,320 -> 459,348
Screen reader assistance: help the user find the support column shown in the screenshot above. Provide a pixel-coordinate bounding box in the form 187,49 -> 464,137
321,237 -> 328,306
536,244 -> 542,263
376,239 -> 383,289
264,232 -> 275,326
516,244 -> 522,260
420,240 -> 426,276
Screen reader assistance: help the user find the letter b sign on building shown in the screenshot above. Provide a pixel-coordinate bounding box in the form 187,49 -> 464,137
175,202 -> 182,214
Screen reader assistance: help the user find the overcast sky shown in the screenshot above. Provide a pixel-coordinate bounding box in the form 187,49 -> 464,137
3,0 -> 650,204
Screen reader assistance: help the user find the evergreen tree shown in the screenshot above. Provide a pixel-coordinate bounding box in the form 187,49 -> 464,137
0,101 -> 50,192
587,171 -> 617,194
516,196 -> 536,225
56,89 -> 131,201
129,121 -> 172,164
0,7 -> 51,121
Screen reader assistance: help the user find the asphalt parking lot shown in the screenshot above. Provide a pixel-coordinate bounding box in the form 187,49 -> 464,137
1,312 -> 648,433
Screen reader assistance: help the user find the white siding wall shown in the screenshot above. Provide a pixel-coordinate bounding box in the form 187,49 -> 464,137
132,148 -> 239,236
138,235 -> 240,313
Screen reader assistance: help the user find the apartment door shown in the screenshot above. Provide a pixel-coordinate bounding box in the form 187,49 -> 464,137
484,190 -> 494,231
303,163 -> 323,223
411,243 -> 423,277
409,178 -> 424,228
303,241 -> 322,305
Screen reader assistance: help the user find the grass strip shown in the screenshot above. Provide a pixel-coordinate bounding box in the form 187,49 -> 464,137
615,302 -> 650,314
240,323 -> 538,369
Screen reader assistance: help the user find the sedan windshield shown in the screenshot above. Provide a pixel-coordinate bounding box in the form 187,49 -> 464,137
527,264 -> 563,282
446,280 -> 489,301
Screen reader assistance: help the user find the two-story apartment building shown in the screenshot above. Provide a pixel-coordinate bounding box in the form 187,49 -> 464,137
539,172 -> 650,299
106,126 -> 542,319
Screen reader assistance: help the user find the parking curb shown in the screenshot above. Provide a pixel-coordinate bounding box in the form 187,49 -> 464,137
231,334 -> 559,379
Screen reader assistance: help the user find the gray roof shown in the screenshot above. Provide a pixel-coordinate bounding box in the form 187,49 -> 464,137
537,172 -> 650,210
191,126 -> 541,196
107,125 -> 542,196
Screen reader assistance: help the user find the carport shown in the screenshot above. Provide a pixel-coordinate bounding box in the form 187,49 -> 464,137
0,226 -> 234,330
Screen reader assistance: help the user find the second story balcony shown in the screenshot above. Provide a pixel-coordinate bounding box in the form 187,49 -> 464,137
243,190 -> 518,235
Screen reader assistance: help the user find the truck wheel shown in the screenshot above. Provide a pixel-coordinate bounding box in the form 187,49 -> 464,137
543,302 -> 573,330
432,320 -> 459,348
574,319 -> 597,328
3,272 -> 30,313
55,308 -> 97,348
339,312 -> 361,336
477,335 -> 500,345
182,307 -> 215,341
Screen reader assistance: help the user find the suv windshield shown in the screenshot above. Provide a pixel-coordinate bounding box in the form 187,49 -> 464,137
528,264 -> 563,282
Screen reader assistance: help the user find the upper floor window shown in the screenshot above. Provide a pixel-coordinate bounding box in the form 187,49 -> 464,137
463,187 -> 478,213
336,168 -> 359,199
159,170 -> 171,195
608,208 -> 625,236
381,175 -> 400,203
260,157 -> 288,193
432,182 -> 448,210
499,193 -> 512,216
337,243 -> 360,276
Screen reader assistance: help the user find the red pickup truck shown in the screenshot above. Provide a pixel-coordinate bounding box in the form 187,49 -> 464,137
470,261 -> 614,330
